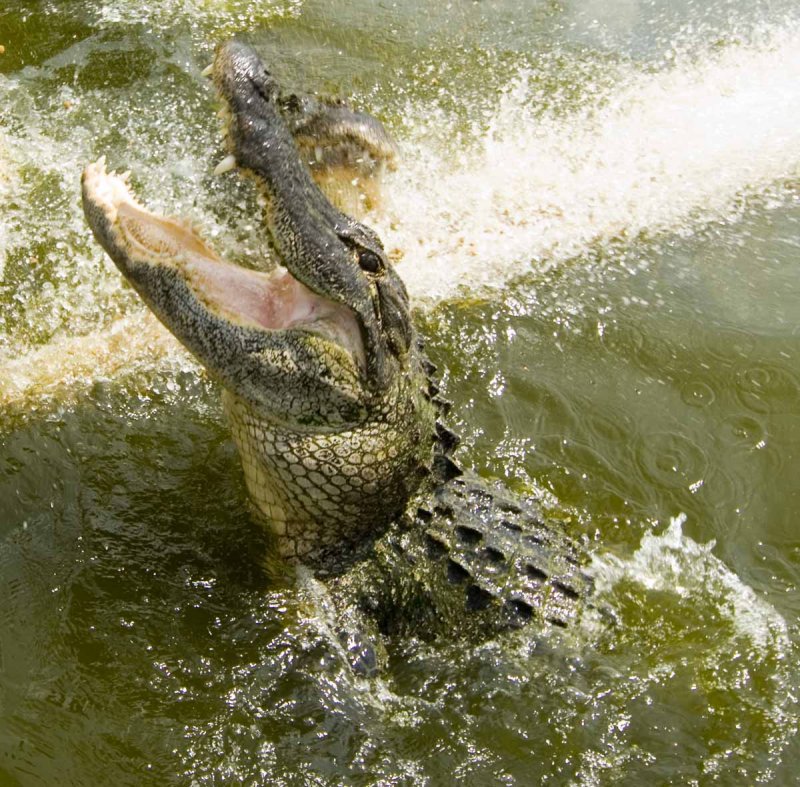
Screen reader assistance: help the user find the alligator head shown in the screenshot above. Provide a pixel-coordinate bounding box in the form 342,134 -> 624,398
82,42 -> 437,567
278,91 -> 398,217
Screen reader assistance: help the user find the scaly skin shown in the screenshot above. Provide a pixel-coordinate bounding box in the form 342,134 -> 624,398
82,42 -> 437,568
224,369 -> 434,564
82,42 -> 595,670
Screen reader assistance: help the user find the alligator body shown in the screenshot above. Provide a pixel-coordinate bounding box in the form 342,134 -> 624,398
82,42 -> 593,670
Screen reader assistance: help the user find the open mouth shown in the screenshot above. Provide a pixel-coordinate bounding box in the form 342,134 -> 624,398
82,158 -> 366,371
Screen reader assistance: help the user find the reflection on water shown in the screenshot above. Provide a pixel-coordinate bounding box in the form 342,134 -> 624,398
1,0 -> 800,784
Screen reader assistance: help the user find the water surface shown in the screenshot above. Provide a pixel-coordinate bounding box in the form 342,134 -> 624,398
1,1 -> 799,784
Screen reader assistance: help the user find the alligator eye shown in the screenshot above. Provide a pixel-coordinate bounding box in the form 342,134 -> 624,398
358,249 -> 384,274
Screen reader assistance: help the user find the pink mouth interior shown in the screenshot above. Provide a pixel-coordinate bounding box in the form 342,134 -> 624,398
86,163 -> 365,368
184,251 -> 363,361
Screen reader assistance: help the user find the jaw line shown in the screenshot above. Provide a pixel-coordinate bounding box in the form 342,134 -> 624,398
82,159 -> 366,371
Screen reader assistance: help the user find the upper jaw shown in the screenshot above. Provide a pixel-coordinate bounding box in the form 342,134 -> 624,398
211,40 -> 413,392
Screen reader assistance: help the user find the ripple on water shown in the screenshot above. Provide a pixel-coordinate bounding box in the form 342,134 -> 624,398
699,464 -> 749,517
700,327 -> 757,365
733,362 -> 800,414
583,410 -> 634,447
636,431 -> 709,489
598,320 -> 645,359
563,439 -> 644,505
502,377 -> 579,439
718,414 -> 767,449
680,379 -> 717,408
632,334 -> 677,375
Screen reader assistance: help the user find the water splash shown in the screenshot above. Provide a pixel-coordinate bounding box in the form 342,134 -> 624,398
0,314 -> 185,410
378,21 -> 800,301
3,21 -> 800,400
582,514 -> 797,780
592,514 -> 788,650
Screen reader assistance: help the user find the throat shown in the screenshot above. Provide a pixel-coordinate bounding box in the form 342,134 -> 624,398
222,381 -> 436,568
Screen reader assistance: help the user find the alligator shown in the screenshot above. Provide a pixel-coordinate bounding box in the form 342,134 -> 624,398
81,41 -> 594,673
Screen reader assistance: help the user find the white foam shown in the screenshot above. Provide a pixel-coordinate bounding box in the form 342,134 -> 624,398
91,0 -> 302,29
592,514 -> 789,650
0,138 -> 14,283
377,22 -> 800,301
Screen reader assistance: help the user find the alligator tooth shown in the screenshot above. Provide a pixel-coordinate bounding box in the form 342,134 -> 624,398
201,63 -> 214,78
213,155 -> 236,175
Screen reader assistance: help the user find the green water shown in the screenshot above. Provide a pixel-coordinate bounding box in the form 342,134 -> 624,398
1,1 -> 799,784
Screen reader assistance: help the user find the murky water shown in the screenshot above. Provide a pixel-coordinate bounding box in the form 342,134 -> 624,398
1,1 -> 799,784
